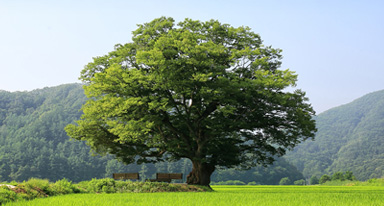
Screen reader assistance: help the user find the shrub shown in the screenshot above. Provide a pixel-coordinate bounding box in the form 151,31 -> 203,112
51,178 -> 76,195
0,178 -> 214,205
247,181 -> 258,185
9,181 -> 18,186
279,177 -> 291,185
24,178 -> 52,197
319,174 -> 331,184
344,171 -> 356,181
361,178 -> 384,186
309,175 -> 319,185
85,178 -> 116,193
114,180 -> 138,192
332,172 -> 345,181
294,179 -> 306,185
0,186 -> 19,204
368,178 -> 377,184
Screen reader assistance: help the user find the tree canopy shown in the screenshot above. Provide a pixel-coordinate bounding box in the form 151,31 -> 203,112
65,17 -> 316,186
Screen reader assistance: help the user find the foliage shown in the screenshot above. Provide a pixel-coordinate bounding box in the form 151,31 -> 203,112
279,177 -> 291,185
0,84 -> 109,182
0,186 -> 19,205
0,83 -> 306,185
66,17 -> 316,186
319,177 -> 384,186
24,178 -> 52,196
77,178 -> 210,193
293,179 -> 306,185
0,178 -> 211,204
344,171 -> 356,181
365,178 -> 384,186
319,175 -> 331,184
309,175 -> 319,185
84,178 -> 116,193
317,171 -> 357,185
316,171 -> 357,184
331,172 -> 345,181
211,157 -> 304,185
51,178 -> 79,195
285,89 -> 384,180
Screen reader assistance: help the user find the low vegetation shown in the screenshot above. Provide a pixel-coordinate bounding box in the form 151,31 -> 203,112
312,171 -> 356,185
0,178 -> 210,205
321,177 -> 384,186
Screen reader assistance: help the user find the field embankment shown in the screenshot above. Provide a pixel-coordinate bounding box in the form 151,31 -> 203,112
0,178 -> 209,205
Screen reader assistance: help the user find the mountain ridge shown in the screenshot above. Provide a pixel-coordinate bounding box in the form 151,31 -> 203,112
286,89 -> 384,180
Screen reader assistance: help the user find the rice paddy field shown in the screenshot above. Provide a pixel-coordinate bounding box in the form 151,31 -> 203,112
4,185 -> 384,206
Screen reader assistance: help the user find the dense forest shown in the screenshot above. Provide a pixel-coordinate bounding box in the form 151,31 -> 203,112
0,84 -> 303,184
286,89 -> 384,180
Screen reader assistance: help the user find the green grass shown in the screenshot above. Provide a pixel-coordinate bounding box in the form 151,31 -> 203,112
5,185 -> 384,206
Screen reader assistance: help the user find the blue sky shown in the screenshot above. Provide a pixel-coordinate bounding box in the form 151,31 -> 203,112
1,0 -> 383,113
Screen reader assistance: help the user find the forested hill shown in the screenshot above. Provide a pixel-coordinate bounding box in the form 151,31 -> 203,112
285,89 -> 384,180
0,84 -> 304,184
0,84 -> 107,182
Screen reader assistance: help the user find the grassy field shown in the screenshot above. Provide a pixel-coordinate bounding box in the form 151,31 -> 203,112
4,185 -> 384,206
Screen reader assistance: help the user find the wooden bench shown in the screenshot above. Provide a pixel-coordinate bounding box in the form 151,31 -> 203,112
112,173 -> 140,180
151,173 -> 183,183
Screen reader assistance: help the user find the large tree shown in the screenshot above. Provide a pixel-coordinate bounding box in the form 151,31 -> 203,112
65,17 -> 316,186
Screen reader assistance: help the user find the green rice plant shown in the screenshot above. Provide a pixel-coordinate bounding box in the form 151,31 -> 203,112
4,178 -> 383,205
5,186 -> 384,206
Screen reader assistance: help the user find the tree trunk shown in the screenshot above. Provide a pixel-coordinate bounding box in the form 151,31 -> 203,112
186,160 -> 215,186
